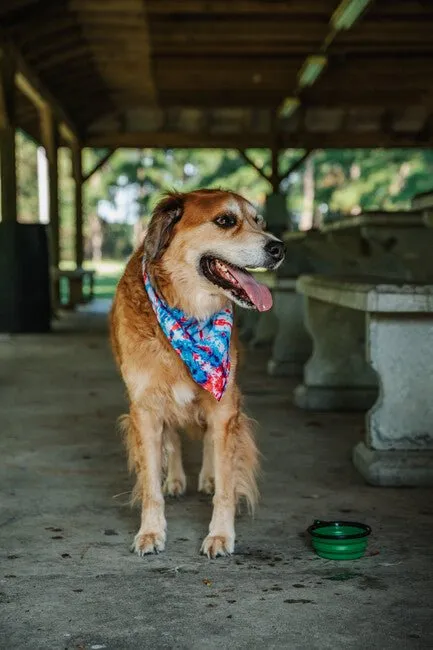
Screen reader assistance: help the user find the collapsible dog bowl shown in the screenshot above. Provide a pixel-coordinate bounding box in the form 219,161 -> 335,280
307,520 -> 372,560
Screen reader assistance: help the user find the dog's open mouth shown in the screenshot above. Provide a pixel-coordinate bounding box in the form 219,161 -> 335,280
200,256 -> 273,312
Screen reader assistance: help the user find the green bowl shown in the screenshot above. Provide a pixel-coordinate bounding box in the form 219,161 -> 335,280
307,520 -> 372,560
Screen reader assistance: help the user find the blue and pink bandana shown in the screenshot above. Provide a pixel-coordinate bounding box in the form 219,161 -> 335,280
142,260 -> 233,401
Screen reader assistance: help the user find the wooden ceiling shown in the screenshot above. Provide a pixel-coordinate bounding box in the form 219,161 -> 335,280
2,0 -> 433,148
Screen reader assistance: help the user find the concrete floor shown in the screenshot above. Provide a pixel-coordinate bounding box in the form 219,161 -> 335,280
1,303 -> 433,650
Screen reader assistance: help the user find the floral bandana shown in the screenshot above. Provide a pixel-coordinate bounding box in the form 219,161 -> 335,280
142,259 -> 233,401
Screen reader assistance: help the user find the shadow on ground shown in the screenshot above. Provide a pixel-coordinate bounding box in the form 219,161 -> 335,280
0,304 -> 432,649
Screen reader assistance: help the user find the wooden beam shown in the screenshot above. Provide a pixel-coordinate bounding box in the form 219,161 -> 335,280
82,149 -> 115,183
270,146 -> 280,193
380,110 -> 395,137
7,41 -> 80,142
417,114 -> 433,142
71,141 -> 83,268
85,130 -> 433,150
0,0 -> 60,29
86,131 -> 272,149
279,149 -> 312,182
238,149 -> 271,184
269,114 -> 281,193
75,0 -> 157,107
144,1 -> 336,14
0,47 -> 17,223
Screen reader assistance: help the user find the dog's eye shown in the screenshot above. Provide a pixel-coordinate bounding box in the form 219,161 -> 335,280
214,214 -> 237,229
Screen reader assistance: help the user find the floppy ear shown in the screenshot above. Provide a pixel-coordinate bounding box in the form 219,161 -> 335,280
143,193 -> 184,261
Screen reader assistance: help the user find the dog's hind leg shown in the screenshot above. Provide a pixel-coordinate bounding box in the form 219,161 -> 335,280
129,403 -> 167,556
198,428 -> 214,495
162,427 -> 187,497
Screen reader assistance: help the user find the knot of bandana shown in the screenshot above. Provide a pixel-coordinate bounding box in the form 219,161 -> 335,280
142,259 -> 233,401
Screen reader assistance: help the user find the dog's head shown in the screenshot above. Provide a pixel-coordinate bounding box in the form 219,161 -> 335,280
144,189 -> 285,313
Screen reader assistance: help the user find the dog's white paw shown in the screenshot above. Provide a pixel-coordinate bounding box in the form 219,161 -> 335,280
201,534 -> 234,559
163,475 -> 187,497
132,530 -> 166,556
198,473 -> 215,495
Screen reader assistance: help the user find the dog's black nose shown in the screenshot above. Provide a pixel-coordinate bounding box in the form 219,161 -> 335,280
264,239 -> 285,262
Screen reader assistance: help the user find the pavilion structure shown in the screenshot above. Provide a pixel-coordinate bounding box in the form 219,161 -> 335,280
1,0 -> 433,321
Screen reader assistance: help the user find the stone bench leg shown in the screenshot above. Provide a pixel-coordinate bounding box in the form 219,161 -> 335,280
268,289 -> 312,377
238,309 -> 260,343
353,313 -> 433,486
294,297 -> 377,410
250,309 -> 278,348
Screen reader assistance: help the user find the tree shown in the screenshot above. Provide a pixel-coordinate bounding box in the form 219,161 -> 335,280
11,132 -> 433,263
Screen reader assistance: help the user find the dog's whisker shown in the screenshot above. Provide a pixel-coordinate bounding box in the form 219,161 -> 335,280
111,490 -> 132,499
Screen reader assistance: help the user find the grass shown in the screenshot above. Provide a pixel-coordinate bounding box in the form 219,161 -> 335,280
59,260 -> 124,303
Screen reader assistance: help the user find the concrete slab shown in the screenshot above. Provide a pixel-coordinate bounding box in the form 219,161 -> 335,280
1,305 -> 433,649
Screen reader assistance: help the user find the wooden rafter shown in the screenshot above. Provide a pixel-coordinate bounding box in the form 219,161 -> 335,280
279,150 -> 312,182
40,103 -> 60,275
71,140 -> 84,268
8,41 -> 80,141
0,46 -> 17,223
82,149 -> 115,183
238,149 -> 271,184
1,0 -> 433,148
85,130 -> 433,150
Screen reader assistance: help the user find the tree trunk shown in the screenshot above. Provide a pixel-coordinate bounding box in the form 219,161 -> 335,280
133,219 -> 147,249
300,154 -> 315,231
88,213 -> 103,262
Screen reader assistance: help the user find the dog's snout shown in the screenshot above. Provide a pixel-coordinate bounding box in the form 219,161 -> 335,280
264,239 -> 285,262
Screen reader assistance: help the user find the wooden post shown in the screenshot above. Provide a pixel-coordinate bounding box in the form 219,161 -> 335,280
0,47 -> 17,223
40,103 -> 60,305
40,104 -> 59,265
270,143 -> 280,194
71,142 -> 83,268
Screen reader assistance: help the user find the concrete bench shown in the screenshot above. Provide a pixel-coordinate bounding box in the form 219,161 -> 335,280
268,211 -> 433,378
267,278 -> 312,376
267,230 -> 339,376
295,274 -> 433,486
412,190 -> 433,227
57,268 -> 95,309
236,271 -> 278,347
412,190 -> 433,211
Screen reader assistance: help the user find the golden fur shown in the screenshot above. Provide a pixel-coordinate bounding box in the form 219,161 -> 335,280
110,189 -> 282,558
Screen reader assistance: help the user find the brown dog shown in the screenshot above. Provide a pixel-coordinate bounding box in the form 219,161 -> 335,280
110,189 -> 285,557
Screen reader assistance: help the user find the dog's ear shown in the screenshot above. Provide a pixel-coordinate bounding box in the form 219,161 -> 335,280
144,193 -> 184,261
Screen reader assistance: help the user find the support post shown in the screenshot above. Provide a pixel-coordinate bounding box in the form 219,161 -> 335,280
237,149 -> 271,186
82,148 -> 115,183
40,103 -> 60,304
0,47 -> 17,223
270,141 -> 280,194
72,141 -> 83,268
264,140 -> 289,236
0,47 -> 51,332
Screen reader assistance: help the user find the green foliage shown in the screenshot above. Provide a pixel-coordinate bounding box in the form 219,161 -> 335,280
11,132 -> 433,262
16,130 -> 39,223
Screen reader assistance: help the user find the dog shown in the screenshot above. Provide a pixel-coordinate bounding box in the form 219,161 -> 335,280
110,189 -> 285,558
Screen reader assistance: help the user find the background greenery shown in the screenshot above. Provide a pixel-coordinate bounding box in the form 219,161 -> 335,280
15,130 -> 433,264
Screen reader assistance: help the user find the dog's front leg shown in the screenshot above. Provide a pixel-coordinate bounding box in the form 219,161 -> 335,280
130,404 -> 166,556
201,396 -> 258,559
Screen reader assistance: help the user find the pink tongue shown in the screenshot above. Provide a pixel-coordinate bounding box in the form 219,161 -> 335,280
228,268 -> 273,312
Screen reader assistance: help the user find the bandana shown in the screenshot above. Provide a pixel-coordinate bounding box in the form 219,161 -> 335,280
142,260 -> 233,401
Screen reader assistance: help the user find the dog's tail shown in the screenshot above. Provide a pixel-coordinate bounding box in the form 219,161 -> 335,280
117,413 -> 141,506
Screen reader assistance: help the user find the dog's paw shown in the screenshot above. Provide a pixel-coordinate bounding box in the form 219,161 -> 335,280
163,475 -> 187,497
201,534 -> 234,559
198,473 -> 215,495
132,530 -> 166,556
